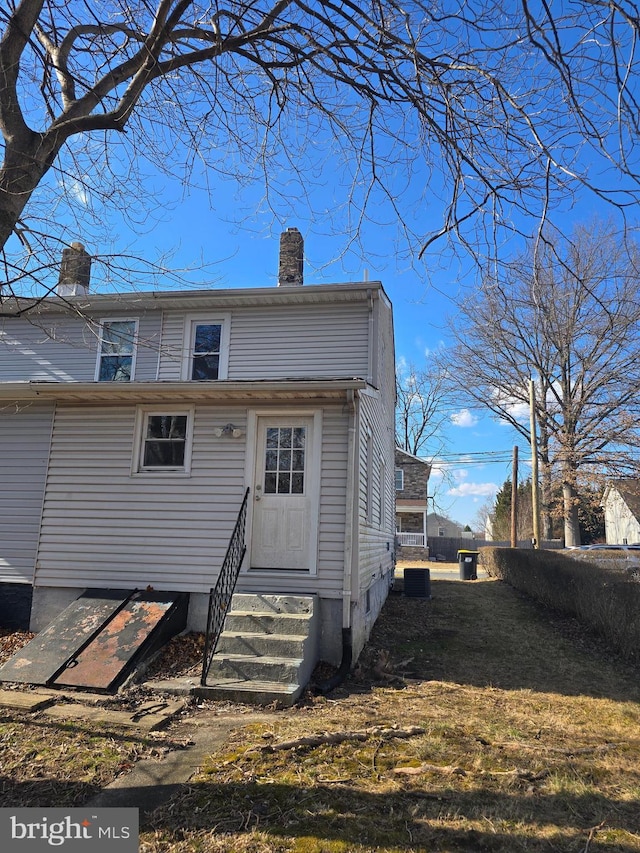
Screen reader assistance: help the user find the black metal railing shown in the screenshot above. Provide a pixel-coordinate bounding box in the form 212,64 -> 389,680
201,487 -> 250,686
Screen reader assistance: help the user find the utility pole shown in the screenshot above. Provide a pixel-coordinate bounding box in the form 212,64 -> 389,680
510,445 -> 518,548
529,379 -> 542,549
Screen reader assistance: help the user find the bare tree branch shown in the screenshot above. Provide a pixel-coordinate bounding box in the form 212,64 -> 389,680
441,219 -> 640,545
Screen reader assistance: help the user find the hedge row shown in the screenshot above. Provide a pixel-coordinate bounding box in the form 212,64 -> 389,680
480,547 -> 640,665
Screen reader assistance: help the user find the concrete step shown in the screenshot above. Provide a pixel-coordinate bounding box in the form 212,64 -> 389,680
206,653 -> 304,685
223,611 -> 313,636
201,593 -> 318,706
230,594 -> 315,615
216,631 -> 309,658
195,679 -> 304,706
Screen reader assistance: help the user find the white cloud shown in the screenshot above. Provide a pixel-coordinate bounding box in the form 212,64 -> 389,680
500,401 -> 529,422
450,409 -> 478,428
72,181 -> 89,206
447,481 -> 500,498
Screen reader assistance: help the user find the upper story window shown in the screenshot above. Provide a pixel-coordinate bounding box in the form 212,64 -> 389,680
96,319 -> 137,382
395,469 -> 404,491
183,315 -> 230,381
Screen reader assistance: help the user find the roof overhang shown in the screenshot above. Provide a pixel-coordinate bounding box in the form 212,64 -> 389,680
0,281 -> 389,317
0,378 -> 368,405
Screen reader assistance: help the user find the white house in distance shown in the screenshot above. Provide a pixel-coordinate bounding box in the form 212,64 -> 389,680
0,230 -> 396,703
602,479 -> 640,544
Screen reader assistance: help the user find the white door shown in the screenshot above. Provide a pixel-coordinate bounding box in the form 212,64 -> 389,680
251,416 -> 315,570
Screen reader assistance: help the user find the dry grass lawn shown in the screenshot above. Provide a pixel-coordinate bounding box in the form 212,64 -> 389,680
140,575 -> 640,852
2,571 -> 640,852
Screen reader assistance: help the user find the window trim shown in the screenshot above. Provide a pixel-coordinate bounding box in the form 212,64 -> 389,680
181,313 -> 230,381
95,317 -> 139,382
395,468 -> 404,491
132,406 -> 195,476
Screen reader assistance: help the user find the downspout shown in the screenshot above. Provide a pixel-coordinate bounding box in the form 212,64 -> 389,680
314,387 -> 358,694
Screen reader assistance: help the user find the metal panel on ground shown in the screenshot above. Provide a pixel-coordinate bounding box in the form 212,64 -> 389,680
52,591 -> 188,691
0,589 -> 188,692
0,589 -> 130,686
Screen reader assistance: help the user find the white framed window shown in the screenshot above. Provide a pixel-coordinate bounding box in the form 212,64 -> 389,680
132,408 -> 194,475
182,314 -> 230,380
395,468 -> 404,491
96,319 -> 138,382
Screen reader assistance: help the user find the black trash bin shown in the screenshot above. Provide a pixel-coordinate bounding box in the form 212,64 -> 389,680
457,549 -> 479,580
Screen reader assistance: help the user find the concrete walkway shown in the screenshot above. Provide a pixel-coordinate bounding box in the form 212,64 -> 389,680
86,710 -> 273,822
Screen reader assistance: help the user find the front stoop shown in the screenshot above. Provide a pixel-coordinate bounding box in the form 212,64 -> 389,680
200,593 -> 319,706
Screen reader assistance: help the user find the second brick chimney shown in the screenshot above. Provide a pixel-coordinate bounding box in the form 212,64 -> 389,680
278,227 -> 303,286
57,242 -> 91,297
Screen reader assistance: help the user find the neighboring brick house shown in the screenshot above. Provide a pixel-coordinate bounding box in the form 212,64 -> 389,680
395,448 -> 431,556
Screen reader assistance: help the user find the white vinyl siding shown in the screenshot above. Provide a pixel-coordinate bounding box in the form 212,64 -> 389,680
0,312 -> 161,382
35,405 -> 248,593
357,390 -> 396,595
0,403 -> 53,583
157,303 -> 370,381
35,403 -> 350,598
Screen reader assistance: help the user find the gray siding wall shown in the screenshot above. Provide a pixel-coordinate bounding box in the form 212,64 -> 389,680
357,389 -> 396,588
0,311 -> 162,382
350,296 -> 396,657
35,404 -> 248,592
35,403 -> 349,599
0,402 -> 54,583
157,302 -> 370,381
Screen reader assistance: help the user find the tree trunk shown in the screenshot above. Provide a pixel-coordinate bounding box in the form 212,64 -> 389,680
563,481 -> 581,546
0,134 -> 57,253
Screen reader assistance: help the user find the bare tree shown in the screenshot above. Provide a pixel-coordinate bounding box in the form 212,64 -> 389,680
4,2 -> 640,304
395,359 -> 452,457
442,220 -> 640,546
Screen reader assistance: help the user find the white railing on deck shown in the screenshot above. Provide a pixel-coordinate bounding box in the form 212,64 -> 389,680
397,532 -> 426,547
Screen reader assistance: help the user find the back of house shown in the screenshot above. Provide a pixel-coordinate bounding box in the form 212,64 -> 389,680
0,231 -> 396,698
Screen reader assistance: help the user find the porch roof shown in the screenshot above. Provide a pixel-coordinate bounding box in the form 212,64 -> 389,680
396,500 -> 427,512
0,377 -> 368,405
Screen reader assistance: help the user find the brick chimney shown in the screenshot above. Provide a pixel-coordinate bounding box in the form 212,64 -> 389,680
278,227 -> 303,286
57,242 -> 91,296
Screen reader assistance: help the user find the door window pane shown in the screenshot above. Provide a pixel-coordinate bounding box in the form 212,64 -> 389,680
263,426 -> 306,494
